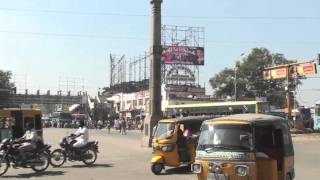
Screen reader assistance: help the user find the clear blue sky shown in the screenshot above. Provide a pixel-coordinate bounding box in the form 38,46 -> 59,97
0,0 -> 319,106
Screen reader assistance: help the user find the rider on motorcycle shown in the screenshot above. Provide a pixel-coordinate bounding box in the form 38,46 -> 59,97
72,120 -> 89,149
17,122 -> 40,163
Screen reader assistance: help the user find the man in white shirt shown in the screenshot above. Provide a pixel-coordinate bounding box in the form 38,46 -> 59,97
17,122 -> 40,162
73,120 -> 89,148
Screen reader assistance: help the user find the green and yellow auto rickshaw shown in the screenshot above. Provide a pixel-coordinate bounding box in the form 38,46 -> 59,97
192,114 -> 295,180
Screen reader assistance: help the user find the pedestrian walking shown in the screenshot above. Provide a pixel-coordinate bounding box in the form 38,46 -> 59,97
121,118 -> 127,135
118,118 -> 122,134
106,120 -> 111,134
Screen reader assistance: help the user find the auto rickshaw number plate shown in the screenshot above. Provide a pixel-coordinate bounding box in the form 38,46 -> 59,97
207,173 -> 228,180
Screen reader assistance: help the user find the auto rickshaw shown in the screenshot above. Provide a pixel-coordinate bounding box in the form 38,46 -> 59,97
151,116 -> 212,175
0,108 -> 43,141
192,114 -> 295,180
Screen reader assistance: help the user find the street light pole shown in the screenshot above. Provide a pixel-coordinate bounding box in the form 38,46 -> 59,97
234,66 -> 237,101
234,53 -> 245,101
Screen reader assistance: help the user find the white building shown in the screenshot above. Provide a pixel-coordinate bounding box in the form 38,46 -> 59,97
106,84 -> 209,119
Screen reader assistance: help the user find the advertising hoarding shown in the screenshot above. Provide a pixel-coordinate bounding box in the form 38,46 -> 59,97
263,68 -> 287,80
161,46 -> 204,65
297,63 -> 317,75
263,63 -> 317,80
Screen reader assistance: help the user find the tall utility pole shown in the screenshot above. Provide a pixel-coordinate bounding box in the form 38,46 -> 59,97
234,53 -> 244,101
142,0 -> 163,147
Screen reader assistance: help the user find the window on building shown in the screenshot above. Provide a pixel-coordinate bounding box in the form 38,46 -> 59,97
133,100 -> 137,107
138,99 -> 143,106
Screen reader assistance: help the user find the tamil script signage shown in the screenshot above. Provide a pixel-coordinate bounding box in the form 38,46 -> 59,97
162,46 -> 204,65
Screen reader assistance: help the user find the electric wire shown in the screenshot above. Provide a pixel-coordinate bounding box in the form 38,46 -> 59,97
0,7 -> 320,20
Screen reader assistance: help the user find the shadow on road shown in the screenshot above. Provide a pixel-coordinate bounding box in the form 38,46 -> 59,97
162,166 -> 193,175
61,163 -> 114,169
2,170 -> 65,178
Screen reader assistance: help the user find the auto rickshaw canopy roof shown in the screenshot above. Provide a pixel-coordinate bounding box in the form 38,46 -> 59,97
160,116 -> 213,124
205,113 -> 285,127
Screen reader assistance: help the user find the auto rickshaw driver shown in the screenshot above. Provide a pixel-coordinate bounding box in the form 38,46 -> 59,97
177,127 -> 189,162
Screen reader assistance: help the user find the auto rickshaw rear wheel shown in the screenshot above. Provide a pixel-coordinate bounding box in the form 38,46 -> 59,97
151,163 -> 163,175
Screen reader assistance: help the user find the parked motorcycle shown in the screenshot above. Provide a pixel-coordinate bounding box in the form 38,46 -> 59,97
0,138 -> 51,176
50,134 -> 98,167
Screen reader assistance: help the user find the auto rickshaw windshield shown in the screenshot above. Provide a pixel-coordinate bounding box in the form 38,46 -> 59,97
154,122 -> 175,139
198,124 -> 254,151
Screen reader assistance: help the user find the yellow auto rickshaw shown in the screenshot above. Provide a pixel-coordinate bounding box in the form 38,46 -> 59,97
0,108 -> 43,141
151,116 -> 212,175
192,114 -> 295,180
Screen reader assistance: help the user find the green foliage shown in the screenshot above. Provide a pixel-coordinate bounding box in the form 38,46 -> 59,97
209,48 -> 299,108
0,70 -> 14,90
0,70 -> 15,103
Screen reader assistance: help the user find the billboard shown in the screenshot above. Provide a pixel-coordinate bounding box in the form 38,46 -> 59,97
161,46 -> 204,65
263,68 -> 287,80
297,63 -> 317,76
263,63 -> 317,80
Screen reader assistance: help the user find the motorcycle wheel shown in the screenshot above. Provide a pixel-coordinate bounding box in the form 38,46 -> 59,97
50,149 -> 66,167
82,149 -> 97,166
31,152 -> 50,173
0,155 -> 9,176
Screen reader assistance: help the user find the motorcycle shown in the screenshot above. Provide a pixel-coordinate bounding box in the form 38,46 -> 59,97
50,134 -> 99,167
0,138 -> 51,176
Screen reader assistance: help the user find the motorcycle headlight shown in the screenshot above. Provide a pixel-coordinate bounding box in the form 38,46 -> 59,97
192,163 -> 202,174
161,144 -> 175,152
235,165 -> 249,176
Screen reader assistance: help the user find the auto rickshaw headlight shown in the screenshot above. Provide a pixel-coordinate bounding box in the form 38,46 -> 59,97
191,163 -> 202,174
235,165 -> 249,176
161,144 -> 175,152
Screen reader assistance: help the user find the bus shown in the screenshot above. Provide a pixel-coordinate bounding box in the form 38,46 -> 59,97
50,111 -> 72,128
314,100 -> 320,130
163,101 -> 270,118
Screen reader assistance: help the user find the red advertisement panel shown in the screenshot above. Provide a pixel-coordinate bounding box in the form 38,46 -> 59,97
161,46 -> 204,65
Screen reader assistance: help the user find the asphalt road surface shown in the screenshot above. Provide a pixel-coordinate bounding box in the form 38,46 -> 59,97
2,128 -> 320,180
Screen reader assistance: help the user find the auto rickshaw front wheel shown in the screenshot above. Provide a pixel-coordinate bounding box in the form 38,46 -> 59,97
151,163 -> 163,175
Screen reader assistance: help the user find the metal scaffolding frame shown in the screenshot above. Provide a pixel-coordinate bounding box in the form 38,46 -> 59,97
161,25 -> 205,85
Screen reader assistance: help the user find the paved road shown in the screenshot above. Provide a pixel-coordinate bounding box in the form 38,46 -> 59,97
2,128 -> 320,180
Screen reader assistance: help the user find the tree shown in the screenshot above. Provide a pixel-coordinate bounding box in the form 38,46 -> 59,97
0,70 -> 14,90
0,70 -> 15,103
209,48 -> 298,108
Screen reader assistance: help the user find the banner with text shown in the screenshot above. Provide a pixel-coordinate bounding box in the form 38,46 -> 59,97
161,46 -> 204,65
